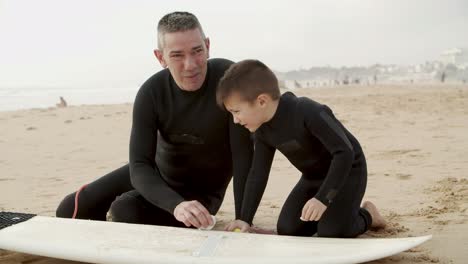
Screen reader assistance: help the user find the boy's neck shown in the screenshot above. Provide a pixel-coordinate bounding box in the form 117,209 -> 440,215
263,99 -> 280,124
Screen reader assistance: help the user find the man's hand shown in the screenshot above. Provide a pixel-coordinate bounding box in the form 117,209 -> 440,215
173,200 -> 213,228
301,198 -> 327,222
224,219 -> 250,232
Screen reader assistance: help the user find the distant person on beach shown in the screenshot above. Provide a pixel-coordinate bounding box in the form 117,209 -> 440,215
56,96 -> 67,108
441,71 -> 446,83
56,12 -> 253,229
218,59 -> 386,236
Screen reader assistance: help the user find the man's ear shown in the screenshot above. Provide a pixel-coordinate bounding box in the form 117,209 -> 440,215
154,49 -> 167,68
204,37 -> 210,59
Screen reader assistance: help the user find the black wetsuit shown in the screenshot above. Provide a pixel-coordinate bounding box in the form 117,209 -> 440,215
240,92 -> 371,237
56,58 -> 253,226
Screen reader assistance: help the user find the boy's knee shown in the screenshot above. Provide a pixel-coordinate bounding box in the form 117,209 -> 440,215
317,229 -> 344,238
277,221 -> 312,237
277,227 -> 302,236
317,224 -> 359,238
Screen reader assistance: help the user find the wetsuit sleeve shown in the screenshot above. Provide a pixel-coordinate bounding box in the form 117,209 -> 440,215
129,87 -> 185,214
229,117 -> 254,219
239,138 -> 275,225
200,193 -> 225,215
301,102 -> 354,206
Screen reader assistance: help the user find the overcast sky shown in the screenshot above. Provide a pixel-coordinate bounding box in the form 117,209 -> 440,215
0,0 -> 467,88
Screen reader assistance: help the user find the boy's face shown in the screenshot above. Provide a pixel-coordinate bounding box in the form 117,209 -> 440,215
154,28 -> 210,91
224,93 -> 267,132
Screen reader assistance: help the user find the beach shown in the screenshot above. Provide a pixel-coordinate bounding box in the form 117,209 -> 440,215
0,84 -> 467,263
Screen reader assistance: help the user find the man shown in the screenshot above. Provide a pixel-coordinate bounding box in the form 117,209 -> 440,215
56,12 -> 253,229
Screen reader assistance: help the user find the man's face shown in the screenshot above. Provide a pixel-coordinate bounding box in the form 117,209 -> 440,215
155,28 -> 210,91
224,93 -> 267,132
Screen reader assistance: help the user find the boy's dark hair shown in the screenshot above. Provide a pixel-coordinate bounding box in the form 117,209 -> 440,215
157,12 -> 205,49
216,59 -> 280,107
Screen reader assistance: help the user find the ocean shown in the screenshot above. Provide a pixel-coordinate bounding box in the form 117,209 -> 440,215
0,85 -> 138,112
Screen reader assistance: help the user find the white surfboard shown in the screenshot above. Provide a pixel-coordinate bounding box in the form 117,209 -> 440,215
0,212 -> 431,264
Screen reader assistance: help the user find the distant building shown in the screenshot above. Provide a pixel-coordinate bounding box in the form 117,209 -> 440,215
278,48 -> 468,86
440,48 -> 468,66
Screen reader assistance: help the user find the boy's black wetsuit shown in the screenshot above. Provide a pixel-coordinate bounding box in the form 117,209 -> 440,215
56,58 -> 253,226
240,92 -> 372,237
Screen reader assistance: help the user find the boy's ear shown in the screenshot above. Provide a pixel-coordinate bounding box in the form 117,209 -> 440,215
257,94 -> 270,107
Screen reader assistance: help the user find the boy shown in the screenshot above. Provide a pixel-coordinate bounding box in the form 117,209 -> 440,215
217,59 -> 386,237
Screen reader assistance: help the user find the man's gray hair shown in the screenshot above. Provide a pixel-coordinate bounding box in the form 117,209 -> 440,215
157,11 -> 206,50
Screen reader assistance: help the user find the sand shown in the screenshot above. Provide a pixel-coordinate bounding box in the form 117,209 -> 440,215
0,84 -> 467,263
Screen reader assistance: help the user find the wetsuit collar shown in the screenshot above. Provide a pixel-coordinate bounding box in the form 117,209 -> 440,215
260,92 -> 296,130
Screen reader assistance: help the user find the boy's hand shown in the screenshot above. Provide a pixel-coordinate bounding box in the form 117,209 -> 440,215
174,200 -> 213,228
224,219 -> 250,232
301,198 -> 327,222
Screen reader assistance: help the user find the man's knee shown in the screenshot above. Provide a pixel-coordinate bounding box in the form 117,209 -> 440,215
56,192 -> 76,218
109,192 -> 143,224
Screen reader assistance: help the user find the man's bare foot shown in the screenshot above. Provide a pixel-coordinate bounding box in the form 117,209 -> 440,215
362,201 -> 387,229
